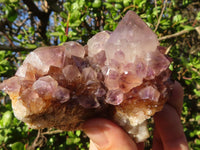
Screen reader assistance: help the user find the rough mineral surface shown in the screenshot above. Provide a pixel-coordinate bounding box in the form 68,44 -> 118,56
0,11 -> 173,142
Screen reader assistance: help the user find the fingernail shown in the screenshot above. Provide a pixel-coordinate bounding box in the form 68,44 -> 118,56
83,121 -> 109,148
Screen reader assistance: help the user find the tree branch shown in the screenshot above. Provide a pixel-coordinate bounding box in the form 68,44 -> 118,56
22,0 -> 42,17
154,0 -> 167,32
28,129 -> 47,150
158,26 -> 199,41
1,32 -> 15,47
22,0 -> 52,45
0,45 -> 35,52
42,129 -> 63,135
46,0 -> 62,13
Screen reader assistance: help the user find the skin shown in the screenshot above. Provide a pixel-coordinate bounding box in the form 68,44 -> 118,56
83,81 -> 189,150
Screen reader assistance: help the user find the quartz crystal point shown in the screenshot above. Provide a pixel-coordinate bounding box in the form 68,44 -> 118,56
0,11 -> 173,142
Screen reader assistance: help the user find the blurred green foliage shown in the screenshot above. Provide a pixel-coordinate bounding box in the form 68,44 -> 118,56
0,0 -> 200,149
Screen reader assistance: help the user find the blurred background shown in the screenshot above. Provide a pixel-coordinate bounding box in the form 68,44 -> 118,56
0,0 -> 199,149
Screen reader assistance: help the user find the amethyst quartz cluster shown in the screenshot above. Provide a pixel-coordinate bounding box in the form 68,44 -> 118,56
0,11 -> 172,142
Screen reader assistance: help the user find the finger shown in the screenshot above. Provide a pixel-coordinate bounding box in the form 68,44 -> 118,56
153,104 -> 189,150
153,81 -> 188,150
136,142 -> 144,150
167,81 -> 184,116
152,127 -> 164,150
83,118 -> 138,150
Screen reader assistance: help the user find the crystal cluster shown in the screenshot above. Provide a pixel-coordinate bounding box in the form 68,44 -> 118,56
0,11 -> 172,142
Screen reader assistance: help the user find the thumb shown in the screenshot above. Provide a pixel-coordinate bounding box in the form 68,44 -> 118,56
83,118 -> 138,150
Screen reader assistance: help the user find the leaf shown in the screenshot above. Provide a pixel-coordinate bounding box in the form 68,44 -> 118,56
11,142 -> 24,150
123,0 -> 131,7
63,2 -> 71,11
68,131 -> 75,137
134,0 -> 141,5
50,32 -> 64,36
183,25 -> 194,31
25,44 -> 37,49
115,0 -> 123,2
2,111 -> 13,127
60,12 -> 68,19
70,11 -> 81,22
71,2 -> 79,10
10,0 -> 18,2
17,34 -> 22,40
169,64 -> 174,71
79,0 -> 85,8
194,89 -> 200,97
195,139 -> 200,145
196,11 -> 200,21
173,14 -> 182,23
197,131 -> 200,136
160,19 -> 170,26
115,4 -> 122,9
28,27 -> 35,34
152,7 -> 161,17
0,134 -> 4,144
92,0 -> 101,8
76,130 -> 81,136
106,0 -> 115,2
74,137 -> 81,144
66,137 -> 74,145
69,20 -> 82,27
0,59 -> 8,65
114,15 -> 121,21
196,115 -> 200,121
103,2 -> 114,9
138,0 -> 146,8
6,6 -> 18,22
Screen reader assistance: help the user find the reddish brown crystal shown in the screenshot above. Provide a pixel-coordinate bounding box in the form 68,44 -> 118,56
0,11 -> 173,142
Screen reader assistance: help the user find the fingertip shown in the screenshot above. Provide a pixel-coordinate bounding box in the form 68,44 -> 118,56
153,104 -> 189,150
173,81 -> 184,100
167,81 -> 184,116
83,118 -> 111,149
83,118 -> 138,150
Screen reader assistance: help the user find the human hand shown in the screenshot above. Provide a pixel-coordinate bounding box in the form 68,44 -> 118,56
83,81 -> 189,150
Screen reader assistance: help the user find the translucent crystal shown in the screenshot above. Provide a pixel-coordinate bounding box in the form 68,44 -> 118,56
0,77 -> 20,93
53,86 -> 70,103
62,65 -> 81,84
87,31 -> 111,57
105,89 -> 124,105
104,69 -> 120,90
82,67 -> 97,81
47,66 -> 67,87
63,41 -> 85,58
78,95 -> 100,108
32,76 -> 58,100
23,46 -> 66,75
139,86 -> 160,102
104,11 -> 159,66
21,88 -> 46,114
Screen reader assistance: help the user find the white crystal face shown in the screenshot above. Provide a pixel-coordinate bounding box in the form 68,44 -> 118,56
104,11 -> 159,65
23,46 -> 66,75
87,31 -> 111,57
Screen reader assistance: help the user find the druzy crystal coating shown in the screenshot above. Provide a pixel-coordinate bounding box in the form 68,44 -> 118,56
0,11 -> 172,142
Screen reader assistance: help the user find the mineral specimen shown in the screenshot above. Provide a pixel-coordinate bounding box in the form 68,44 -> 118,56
0,11 -> 173,142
